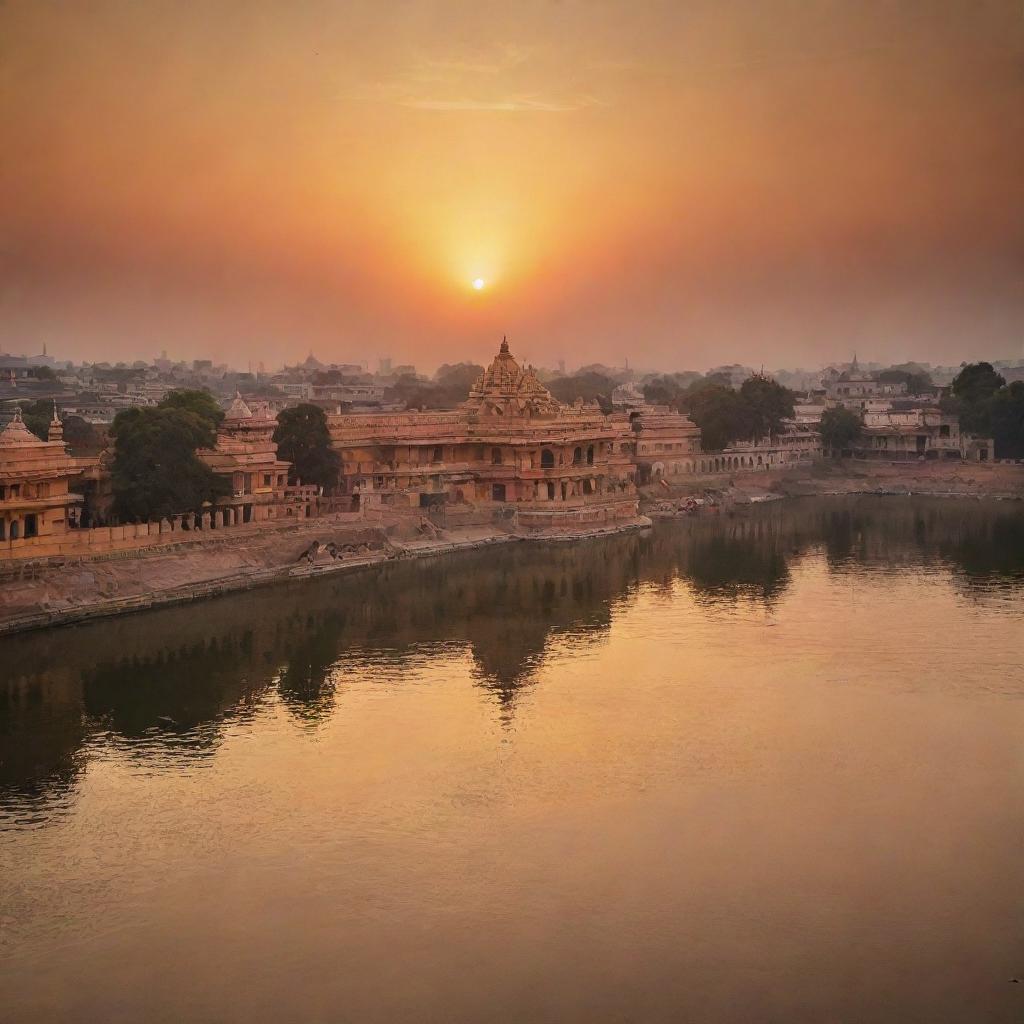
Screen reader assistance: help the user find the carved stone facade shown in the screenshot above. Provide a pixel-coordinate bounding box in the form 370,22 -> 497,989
0,407 -> 83,551
329,340 -> 644,528
198,395 -> 302,525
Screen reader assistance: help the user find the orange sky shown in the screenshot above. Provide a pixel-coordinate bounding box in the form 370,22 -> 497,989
2,0 -> 1022,370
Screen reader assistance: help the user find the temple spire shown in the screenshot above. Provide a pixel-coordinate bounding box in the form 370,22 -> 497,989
48,401 -> 63,443
499,335 -> 510,355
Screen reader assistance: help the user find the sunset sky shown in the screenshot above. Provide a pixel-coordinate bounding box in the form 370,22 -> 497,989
2,0 -> 1022,371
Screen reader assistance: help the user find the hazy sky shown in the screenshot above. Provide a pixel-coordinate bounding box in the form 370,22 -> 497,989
2,0 -> 1022,371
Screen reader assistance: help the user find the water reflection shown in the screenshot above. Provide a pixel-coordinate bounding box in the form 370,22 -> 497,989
2,496 -> 1022,823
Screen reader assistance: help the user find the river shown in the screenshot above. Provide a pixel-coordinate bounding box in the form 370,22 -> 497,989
2,496 -> 1023,1022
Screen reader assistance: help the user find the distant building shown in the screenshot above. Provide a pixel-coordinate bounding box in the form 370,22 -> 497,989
853,407 -> 993,462
824,356 -> 907,407
610,382 -> 646,409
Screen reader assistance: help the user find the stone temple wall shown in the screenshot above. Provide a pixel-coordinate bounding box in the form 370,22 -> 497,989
0,504 -> 362,564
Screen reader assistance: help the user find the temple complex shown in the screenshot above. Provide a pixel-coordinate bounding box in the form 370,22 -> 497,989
0,406 -> 83,550
329,339 -> 646,528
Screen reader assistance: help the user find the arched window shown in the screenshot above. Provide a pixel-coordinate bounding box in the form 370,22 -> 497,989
586,445 -> 594,465
541,449 -> 555,469
573,447 -> 583,465
491,447 -> 502,465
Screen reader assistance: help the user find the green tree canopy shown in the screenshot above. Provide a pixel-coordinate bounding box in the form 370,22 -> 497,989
642,373 -> 702,409
110,407 -> 229,522
989,381 -> 1024,460
952,362 -> 1006,405
685,383 -> 752,451
433,363 -> 484,405
676,376 -> 794,450
547,372 -> 616,405
819,406 -> 863,452
158,389 -> 224,432
951,362 -> 1007,437
18,399 -> 104,454
272,404 -> 341,491
739,375 -> 796,441
17,399 -> 56,441
878,367 -> 933,394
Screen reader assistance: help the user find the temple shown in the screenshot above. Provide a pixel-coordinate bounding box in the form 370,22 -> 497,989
198,394 -> 303,525
0,338 -> 826,561
329,338 -> 648,529
0,406 -> 83,545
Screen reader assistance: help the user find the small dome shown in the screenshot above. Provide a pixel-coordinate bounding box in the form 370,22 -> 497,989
0,407 -> 42,448
225,392 -> 253,420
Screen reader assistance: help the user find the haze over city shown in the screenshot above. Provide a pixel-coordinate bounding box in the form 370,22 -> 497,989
3,0 -> 1022,371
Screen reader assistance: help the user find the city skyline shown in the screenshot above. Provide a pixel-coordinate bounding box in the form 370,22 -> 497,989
3,1 -> 1023,369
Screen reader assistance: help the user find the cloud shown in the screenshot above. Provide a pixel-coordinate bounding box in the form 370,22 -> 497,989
397,93 -> 603,112
364,43 -> 603,112
413,44 -> 533,79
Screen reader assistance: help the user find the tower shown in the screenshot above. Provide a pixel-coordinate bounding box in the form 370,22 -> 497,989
47,401 -> 63,443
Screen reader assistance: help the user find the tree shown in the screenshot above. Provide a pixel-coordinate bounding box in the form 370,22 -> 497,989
952,362 -> 1005,405
61,415 -> 104,455
433,363 -> 484,406
642,373 -> 702,409
30,365 -> 56,380
273,404 -> 341,491
387,373 -> 433,410
158,389 -> 223,431
819,407 -> 862,453
952,363 -> 1006,437
685,383 -> 752,451
18,400 -> 103,453
18,399 -> 56,441
738,375 -> 795,441
110,407 -> 229,522
989,381 -> 1024,459
547,372 -> 616,405
878,367 -> 933,395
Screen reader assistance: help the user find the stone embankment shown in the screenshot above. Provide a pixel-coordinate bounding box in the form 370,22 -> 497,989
4,460 -> 1020,637
0,512 -> 652,636
641,459 -> 1024,508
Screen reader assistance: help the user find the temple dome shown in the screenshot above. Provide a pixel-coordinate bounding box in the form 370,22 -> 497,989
0,407 -> 43,448
224,392 -> 253,421
465,338 -> 561,418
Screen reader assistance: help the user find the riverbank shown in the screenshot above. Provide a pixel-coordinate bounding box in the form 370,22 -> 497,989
642,458 -> 1024,508
0,514 -> 652,637
3,459 -> 1022,637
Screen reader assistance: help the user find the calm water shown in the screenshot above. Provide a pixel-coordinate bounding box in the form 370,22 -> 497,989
2,496 -> 1024,1023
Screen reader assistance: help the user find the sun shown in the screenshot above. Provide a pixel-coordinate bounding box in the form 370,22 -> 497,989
472,278 -> 486,290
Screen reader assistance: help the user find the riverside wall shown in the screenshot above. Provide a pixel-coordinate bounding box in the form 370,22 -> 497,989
3,459 -> 1022,638
0,509 -> 652,637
